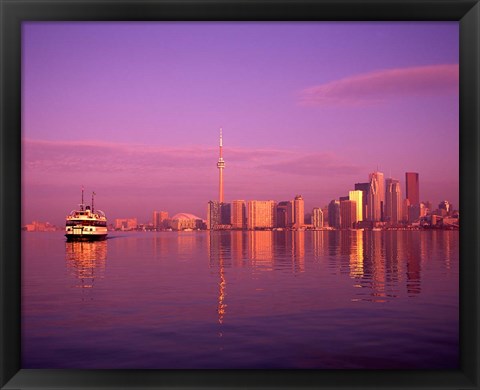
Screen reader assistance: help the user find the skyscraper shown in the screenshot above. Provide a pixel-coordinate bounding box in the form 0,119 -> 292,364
349,190 -> 363,222
328,200 -> 341,229
293,195 -> 305,229
275,201 -> 291,228
231,200 -> 246,229
217,128 -> 225,203
207,200 -> 221,230
367,171 -> 384,222
385,178 -> 402,224
312,208 -> 324,228
354,182 -> 370,221
153,210 -> 169,230
247,200 -> 276,230
405,172 -> 419,205
340,200 -> 357,229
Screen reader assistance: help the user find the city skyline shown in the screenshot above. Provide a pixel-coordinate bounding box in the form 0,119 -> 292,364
22,22 -> 459,225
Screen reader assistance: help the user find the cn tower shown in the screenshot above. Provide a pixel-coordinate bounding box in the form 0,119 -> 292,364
216,128 -> 225,203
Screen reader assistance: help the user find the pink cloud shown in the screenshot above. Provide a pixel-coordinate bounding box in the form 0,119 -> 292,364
299,64 -> 459,106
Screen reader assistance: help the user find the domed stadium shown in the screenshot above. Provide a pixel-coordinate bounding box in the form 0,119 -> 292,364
171,213 -> 202,221
170,213 -> 204,230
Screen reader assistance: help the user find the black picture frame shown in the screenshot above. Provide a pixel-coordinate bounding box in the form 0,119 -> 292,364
1,0 -> 479,389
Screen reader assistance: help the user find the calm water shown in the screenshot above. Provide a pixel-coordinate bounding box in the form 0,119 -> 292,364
22,230 -> 459,369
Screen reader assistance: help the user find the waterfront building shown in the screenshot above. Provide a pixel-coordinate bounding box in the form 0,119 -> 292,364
207,201 -> 221,230
276,201 -> 293,228
367,171 -> 384,222
349,190 -> 363,222
438,200 -> 451,215
231,200 -> 246,229
170,213 -> 203,230
247,200 -> 276,229
385,178 -> 402,224
355,182 -> 370,220
328,200 -> 341,229
114,218 -> 138,231
340,200 -> 357,229
405,172 -> 420,205
402,198 -> 410,223
207,201 -> 231,230
153,210 -> 169,230
312,208 -> 324,228
408,203 -> 425,223
293,195 -> 305,229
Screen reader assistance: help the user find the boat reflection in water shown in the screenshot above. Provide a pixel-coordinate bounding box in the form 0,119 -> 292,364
65,240 -> 107,291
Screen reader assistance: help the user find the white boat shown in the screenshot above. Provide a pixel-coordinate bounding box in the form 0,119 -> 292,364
65,188 -> 107,241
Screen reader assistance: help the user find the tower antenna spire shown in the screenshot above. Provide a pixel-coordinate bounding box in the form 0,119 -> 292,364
217,128 -> 225,202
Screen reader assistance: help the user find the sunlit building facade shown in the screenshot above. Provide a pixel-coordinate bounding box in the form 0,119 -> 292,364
385,178 -> 402,224
231,200 -> 246,229
247,200 -> 276,230
354,182 -> 370,222
153,210 -> 169,230
367,171 -> 384,222
406,172 -> 420,205
340,200 -> 357,229
114,218 -> 138,231
170,213 -> 202,230
349,190 -> 363,222
312,207 -> 324,228
293,195 -> 305,229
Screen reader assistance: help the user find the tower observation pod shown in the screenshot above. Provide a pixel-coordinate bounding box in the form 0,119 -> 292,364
217,128 -> 225,203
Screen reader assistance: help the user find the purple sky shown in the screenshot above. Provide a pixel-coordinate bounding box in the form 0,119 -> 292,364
22,22 -> 459,225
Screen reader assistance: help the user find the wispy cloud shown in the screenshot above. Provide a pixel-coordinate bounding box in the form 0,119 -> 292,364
23,139 -> 358,180
299,64 -> 459,107
259,153 -> 362,177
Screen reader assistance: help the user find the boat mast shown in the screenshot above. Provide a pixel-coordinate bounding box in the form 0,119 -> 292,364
92,192 -> 96,213
81,185 -> 84,211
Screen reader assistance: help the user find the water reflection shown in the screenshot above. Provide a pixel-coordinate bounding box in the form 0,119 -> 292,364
65,241 -> 107,290
205,230 -> 456,304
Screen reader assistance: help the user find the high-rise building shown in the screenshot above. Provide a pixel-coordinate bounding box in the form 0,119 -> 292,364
354,182 -> 370,220
349,190 -> 363,222
153,210 -> 169,230
328,200 -> 341,229
207,201 -> 231,229
276,201 -> 292,228
340,200 -> 357,229
207,200 -> 221,230
438,200 -> 451,216
405,172 -> 419,205
231,200 -> 246,229
408,203 -> 425,223
293,195 -> 305,229
402,198 -> 410,223
385,178 -> 402,224
367,171 -> 384,222
247,200 -> 276,230
217,128 -> 225,203
312,208 -> 324,228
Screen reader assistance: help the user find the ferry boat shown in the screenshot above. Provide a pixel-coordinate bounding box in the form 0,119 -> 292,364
65,189 -> 108,241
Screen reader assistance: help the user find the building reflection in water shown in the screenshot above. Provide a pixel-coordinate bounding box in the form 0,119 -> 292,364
291,230 -> 305,273
65,241 -> 107,291
406,232 -> 422,296
349,229 -> 364,279
247,231 -> 274,271
207,229 -> 428,307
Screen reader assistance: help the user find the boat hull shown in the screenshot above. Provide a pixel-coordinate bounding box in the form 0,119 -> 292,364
65,233 -> 108,242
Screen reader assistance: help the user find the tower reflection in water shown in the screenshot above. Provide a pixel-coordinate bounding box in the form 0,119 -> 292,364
65,241 -> 107,292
